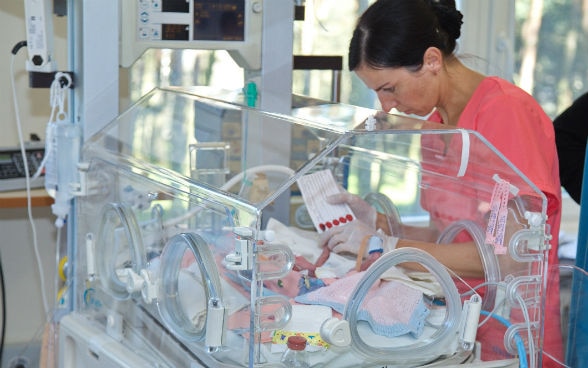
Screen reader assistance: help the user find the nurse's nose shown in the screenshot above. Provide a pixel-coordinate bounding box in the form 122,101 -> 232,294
378,94 -> 398,113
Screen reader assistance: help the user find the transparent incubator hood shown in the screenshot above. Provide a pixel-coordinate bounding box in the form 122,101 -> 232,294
63,87 -> 549,368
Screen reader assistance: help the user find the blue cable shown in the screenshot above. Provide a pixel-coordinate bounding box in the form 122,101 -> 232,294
480,310 -> 528,368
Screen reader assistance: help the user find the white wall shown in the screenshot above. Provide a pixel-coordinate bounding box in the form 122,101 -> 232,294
459,0 -> 515,80
0,2 -> 68,148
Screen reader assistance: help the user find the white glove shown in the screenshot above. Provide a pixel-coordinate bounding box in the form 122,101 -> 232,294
319,220 -> 398,257
327,190 -> 377,229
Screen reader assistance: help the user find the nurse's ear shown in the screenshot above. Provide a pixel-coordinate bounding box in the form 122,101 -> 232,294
423,47 -> 443,74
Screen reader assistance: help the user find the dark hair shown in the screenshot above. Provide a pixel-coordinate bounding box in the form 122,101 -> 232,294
348,0 -> 463,71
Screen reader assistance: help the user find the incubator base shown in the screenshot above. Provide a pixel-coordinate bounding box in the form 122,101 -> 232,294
58,313 -> 520,368
58,314 -> 161,368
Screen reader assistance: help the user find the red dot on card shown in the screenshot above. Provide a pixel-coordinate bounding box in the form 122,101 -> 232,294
319,223 -> 326,231
326,222 -> 333,228
340,216 -> 347,223
333,219 -> 340,226
346,214 -> 353,221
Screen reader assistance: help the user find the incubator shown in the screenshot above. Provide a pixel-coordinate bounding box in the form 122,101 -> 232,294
59,87 -> 551,368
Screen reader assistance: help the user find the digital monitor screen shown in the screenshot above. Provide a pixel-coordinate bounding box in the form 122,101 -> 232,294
162,0 -> 190,13
193,0 -> 245,41
162,24 -> 190,41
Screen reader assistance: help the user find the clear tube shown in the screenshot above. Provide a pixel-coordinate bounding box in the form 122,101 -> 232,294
343,247 -> 462,365
43,122 -> 58,198
222,164 -> 296,193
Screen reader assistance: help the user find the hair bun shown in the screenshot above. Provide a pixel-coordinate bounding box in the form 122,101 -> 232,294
425,0 -> 464,41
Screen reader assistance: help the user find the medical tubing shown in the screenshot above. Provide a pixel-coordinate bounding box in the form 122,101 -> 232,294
11,40 -> 28,55
34,74 -> 65,180
54,226 -> 64,304
10,52 -> 50,317
160,165 -> 296,229
363,192 -> 403,238
343,247 -> 461,362
513,292 -> 535,368
480,309 -> 528,368
221,165 -> 296,193
0,251 -> 5,365
158,232 -> 223,342
436,219 -> 500,312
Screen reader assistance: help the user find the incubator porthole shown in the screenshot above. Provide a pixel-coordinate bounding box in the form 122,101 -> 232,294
95,202 -> 147,300
363,192 -> 404,238
436,219 -> 500,312
157,232 -> 224,342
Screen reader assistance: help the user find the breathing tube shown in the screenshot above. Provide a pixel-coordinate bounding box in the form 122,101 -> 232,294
436,219 -> 500,312
343,247 -> 462,365
479,310 -> 528,368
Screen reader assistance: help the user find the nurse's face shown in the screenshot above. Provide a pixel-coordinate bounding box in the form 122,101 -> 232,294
355,64 -> 438,116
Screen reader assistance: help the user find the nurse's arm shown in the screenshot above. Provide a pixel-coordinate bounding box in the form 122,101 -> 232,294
395,239 -> 485,279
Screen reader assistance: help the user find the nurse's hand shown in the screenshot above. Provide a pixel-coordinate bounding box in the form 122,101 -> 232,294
327,190 -> 377,229
319,220 -> 398,257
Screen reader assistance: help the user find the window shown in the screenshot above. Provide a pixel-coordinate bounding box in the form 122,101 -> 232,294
514,0 -> 588,118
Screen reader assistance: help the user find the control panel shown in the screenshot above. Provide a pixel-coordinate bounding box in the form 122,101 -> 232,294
0,143 -> 45,192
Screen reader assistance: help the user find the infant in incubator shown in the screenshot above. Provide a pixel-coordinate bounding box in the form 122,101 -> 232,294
169,214 -> 450,365
157,169 -> 460,367
265,217 -> 441,338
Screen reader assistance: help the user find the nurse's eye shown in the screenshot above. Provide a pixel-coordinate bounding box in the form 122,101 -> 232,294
382,86 -> 396,93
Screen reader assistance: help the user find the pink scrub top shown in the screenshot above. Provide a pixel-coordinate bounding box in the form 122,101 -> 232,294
426,77 -> 563,366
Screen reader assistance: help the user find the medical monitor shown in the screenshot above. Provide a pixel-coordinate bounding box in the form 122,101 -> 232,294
120,0 -> 262,69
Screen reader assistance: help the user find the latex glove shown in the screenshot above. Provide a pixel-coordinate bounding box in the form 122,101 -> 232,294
319,220 -> 398,257
327,190 -> 377,229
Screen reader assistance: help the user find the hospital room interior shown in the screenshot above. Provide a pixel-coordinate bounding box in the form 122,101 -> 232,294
1,1 -> 588,367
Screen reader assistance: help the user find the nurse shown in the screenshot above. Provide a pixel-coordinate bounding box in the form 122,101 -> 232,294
320,0 -> 563,366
